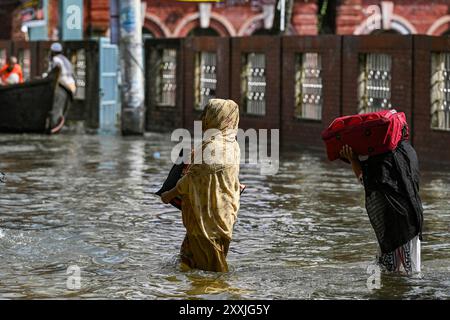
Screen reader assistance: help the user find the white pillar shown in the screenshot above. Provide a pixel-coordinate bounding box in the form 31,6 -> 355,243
119,0 -> 145,135
280,0 -> 285,32
199,3 -> 212,28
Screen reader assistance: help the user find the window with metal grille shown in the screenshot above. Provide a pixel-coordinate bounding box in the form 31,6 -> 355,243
295,53 -> 322,120
195,51 -> 217,110
69,49 -> 86,100
358,53 -> 392,114
42,48 -> 51,74
242,53 -> 266,116
0,49 -> 6,69
18,49 -> 31,81
431,53 -> 450,130
157,49 -> 177,106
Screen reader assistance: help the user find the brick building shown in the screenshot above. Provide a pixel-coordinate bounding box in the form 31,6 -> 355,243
336,0 -> 450,36
1,1 -> 450,164
140,0 -> 450,37
0,0 -> 110,41
2,1 -> 450,41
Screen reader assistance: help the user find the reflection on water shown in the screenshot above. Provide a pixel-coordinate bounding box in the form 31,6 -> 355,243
0,133 -> 449,299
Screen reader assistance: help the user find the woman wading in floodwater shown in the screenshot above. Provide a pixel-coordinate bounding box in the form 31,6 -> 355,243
161,99 -> 241,272
340,142 -> 424,274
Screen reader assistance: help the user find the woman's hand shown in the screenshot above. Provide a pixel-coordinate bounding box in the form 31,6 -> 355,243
340,145 -> 358,162
161,187 -> 180,204
161,191 -> 173,204
340,145 -> 363,181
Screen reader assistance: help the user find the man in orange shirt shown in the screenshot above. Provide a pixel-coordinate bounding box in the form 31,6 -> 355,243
0,56 -> 24,85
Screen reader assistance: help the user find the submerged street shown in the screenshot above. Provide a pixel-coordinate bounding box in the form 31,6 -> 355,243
0,133 -> 448,299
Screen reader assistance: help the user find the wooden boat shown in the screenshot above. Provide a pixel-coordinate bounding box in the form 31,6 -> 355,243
0,67 -> 71,134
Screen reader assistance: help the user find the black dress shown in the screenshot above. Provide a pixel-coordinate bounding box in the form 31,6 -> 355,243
360,141 -> 424,272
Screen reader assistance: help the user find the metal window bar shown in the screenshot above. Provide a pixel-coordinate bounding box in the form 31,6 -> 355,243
431,52 -> 450,130
358,53 -> 392,114
158,49 -> 177,106
195,51 -> 217,110
243,53 -> 266,116
41,48 -> 51,75
68,49 -> 87,100
18,49 -> 31,81
0,49 -> 6,69
295,53 -> 323,120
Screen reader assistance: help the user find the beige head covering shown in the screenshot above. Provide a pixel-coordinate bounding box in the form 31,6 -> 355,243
187,99 -> 240,170
202,99 -> 239,133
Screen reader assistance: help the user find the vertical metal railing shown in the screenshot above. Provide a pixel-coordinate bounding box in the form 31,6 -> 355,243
358,53 -> 392,114
158,49 -> 177,106
195,51 -> 217,110
431,52 -> 450,130
17,48 -> 31,81
0,49 -> 6,69
243,52 -> 266,116
295,52 -> 322,120
68,48 -> 87,100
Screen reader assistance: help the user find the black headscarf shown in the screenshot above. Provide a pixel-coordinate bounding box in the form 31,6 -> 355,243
360,140 -> 424,254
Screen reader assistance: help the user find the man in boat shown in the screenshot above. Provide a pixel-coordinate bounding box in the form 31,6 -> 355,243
0,56 -> 24,85
48,42 -> 76,94
46,43 -> 76,132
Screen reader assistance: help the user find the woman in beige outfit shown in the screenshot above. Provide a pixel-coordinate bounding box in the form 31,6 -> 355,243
162,99 -> 241,272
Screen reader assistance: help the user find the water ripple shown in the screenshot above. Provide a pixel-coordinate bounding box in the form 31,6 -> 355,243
0,133 -> 448,299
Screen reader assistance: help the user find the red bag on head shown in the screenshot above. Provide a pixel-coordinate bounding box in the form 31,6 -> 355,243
321,109 -> 409,161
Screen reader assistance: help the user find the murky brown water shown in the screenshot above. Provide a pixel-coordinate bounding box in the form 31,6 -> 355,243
0,133 -> 449,299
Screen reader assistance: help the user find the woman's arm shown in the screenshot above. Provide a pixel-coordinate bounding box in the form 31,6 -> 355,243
340,145 -> 362,181
161,187 -> 180,204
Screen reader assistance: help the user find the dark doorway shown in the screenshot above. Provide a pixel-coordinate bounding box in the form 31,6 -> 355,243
143,27 -> 154,40
187,27 -> 219,37
370,29 -> 402,35
252,28 -> 273,36
318,0 -> 337,34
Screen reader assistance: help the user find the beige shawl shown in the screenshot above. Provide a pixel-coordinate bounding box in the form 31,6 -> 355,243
176,99 -> 241,248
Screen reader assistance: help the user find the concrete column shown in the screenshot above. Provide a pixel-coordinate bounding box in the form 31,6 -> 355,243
119,0 -> 145,135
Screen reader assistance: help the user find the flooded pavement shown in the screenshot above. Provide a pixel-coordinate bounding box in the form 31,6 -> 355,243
0,133 -> 449,299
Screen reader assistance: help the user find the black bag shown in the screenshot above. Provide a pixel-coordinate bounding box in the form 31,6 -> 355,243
155,150 -> 185,210
156,149 -> 246,210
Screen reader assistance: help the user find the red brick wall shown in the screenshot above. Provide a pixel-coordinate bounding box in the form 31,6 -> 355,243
85,0 -> 110,35
292,0 -> 319,35
281,35 -> 342,149
336,0 -> 450,35
48,0 -> 59,40
5,0 -> 450,40
144,0 -> 318,37
231,36 -> 281,131
11,6 -> 27,41
52,0 -> 319,38
145,38 -> 185,132
341,35 -> 413,125
412,36 -> 450,165
183,37 -> 230,132
0,4 -> 15,40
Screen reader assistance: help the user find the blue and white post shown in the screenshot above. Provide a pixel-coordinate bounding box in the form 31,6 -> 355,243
60,0 -> 83,41
119,0 -> 145,135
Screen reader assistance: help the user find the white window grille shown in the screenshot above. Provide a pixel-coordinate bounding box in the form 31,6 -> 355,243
69,49 -> 86,100
431,52 -> 450,130
158,49 -> 177,106
17,49 -> 31,81
358,53 -> 392,114
195,51 -> 217,110
295,53 -> 323,120
0,49 -> 6,69
242,53 -> 266,116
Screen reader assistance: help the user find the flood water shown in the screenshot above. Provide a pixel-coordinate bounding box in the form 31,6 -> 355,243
0,132 -> 449,299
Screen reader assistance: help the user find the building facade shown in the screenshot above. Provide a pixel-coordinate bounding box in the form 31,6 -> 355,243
336,0 -> 450,36
2,0 -> 450,41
